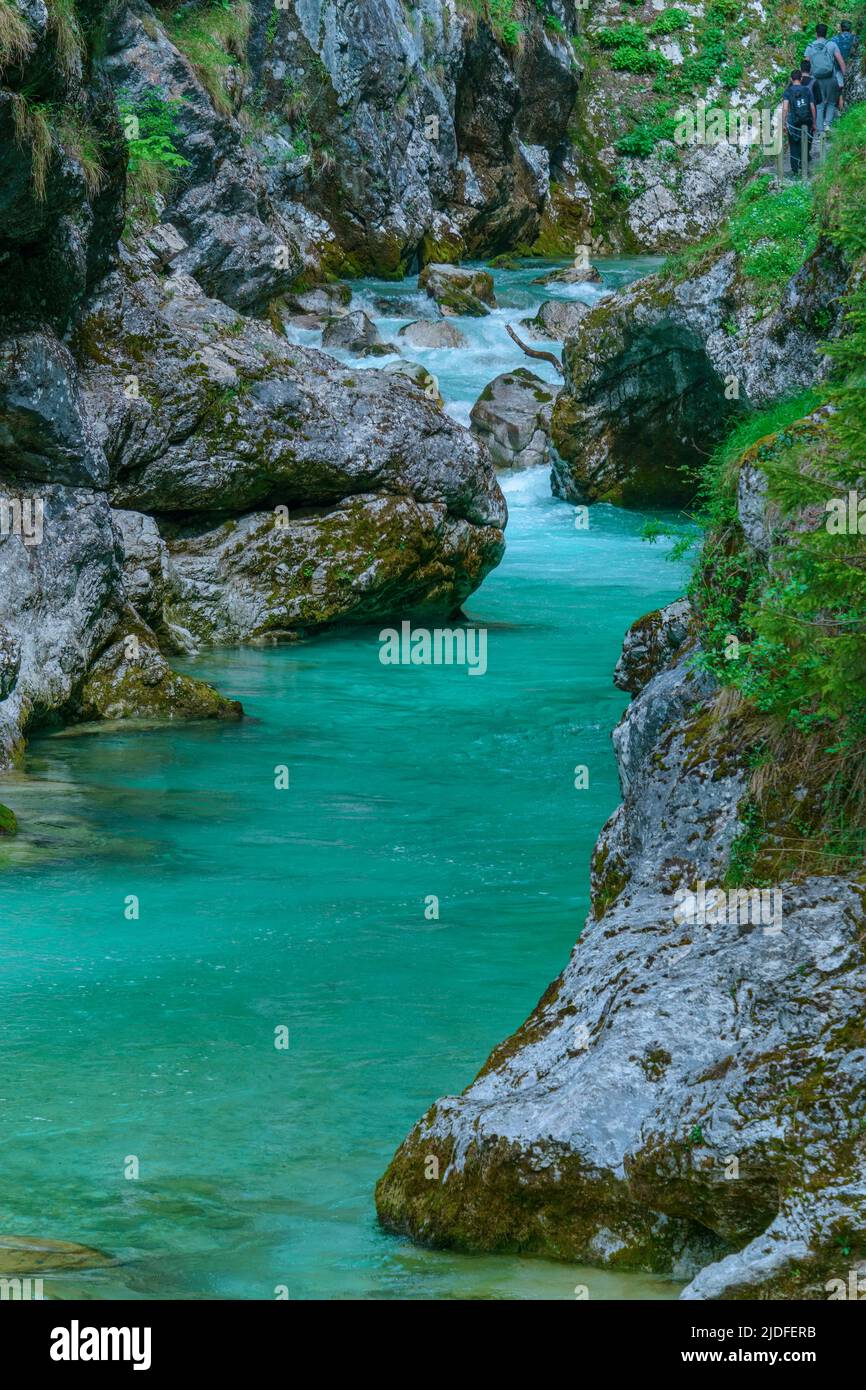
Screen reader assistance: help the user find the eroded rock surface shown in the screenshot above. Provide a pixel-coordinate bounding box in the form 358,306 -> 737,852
550,247 -> 848,507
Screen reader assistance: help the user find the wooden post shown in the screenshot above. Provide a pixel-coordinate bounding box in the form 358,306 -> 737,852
776,138 -> 784,181
801,125 -> 809,179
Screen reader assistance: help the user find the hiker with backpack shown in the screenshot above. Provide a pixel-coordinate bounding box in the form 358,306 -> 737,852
804,23 -> 847,130
783,69 -> 817,173
831,20 -> 858,112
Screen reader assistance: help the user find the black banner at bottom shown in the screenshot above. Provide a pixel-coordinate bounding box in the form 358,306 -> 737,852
0,1295 -> 859,1375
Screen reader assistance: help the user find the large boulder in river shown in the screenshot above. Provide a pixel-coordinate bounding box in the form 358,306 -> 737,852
532,264 -> 603,287
418,264 -> 497,317
376,578 -> 866,1295
73,252 -> 505,644
520,298 -> 593,342
321,310 -> 389,356
398,320 -> 468,350
470,368 -> 557,470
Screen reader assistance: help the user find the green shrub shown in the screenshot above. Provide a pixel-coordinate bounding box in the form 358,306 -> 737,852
649,8 -> 689,34
117,89 -> 190,225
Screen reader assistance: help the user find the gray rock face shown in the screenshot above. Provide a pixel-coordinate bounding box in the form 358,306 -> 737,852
111,509 -> 169,630
614,598 -> 693,696
0,486 -> 123,762
470,368 -> 557,470
101,6 -> 301,312
76,260 -> 503,532
376,608 -> 866,1298
521,297 -> 593,341
0,333 -> 105,486
398,319 -> 468,350
252,0 -> 580,272
624,141 -> 751,251
550,245 -> 848,507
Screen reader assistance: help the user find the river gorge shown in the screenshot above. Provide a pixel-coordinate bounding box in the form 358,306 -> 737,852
0,258 -> 690,1299
1,0 -> 865,1318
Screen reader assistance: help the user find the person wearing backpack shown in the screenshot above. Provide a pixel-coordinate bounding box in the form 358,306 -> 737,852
832,21 -> 858,112
805,23 -> 847,130
783,69 -> 817,173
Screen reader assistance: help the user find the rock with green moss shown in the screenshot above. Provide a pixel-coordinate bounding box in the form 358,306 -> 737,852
470,368 -> 558,470
73,618 -> 242,725
550,245 -> 847,508
0,802 -> 17,836
164,493 -> 505,646
418,264 -> 497,318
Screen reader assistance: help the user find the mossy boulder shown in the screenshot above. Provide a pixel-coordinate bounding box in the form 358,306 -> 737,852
0,802 -> 17,836
74,621 -> 242,725
418,264 -> 497,318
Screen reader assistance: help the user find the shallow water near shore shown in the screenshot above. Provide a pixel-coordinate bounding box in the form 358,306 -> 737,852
0,260 -> 689,1300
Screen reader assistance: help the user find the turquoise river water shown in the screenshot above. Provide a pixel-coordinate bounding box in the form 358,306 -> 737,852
0,259 -> 689,1300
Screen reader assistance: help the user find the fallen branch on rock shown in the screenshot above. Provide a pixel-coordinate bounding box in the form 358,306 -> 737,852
505,323 -> 564,376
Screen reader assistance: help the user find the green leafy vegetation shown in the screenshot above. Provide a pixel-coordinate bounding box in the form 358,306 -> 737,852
649,8 -> 689,35
597,24 -> 671,75
466,0 -> 524,46
117,89 -> 190,226
615,100 -> 679,157
665,175 -> 818,307
728,177 -> 817,285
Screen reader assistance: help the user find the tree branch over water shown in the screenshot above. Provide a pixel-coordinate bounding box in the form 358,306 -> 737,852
505,323 -> 564,376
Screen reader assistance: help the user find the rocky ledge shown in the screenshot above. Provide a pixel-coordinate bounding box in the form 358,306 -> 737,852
550,242 -> 849,507
377,575 -> 866,1296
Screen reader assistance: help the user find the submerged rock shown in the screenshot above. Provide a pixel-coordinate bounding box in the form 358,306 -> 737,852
470,368 -> 557,470
532,265 -> 603,287
0,802 -> 16,836
418,264 -> 497,318
398,320 -> 468,350
0,1235 -> 113,1274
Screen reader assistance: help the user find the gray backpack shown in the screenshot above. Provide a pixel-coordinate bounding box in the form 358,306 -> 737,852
809,38 -> 835,78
